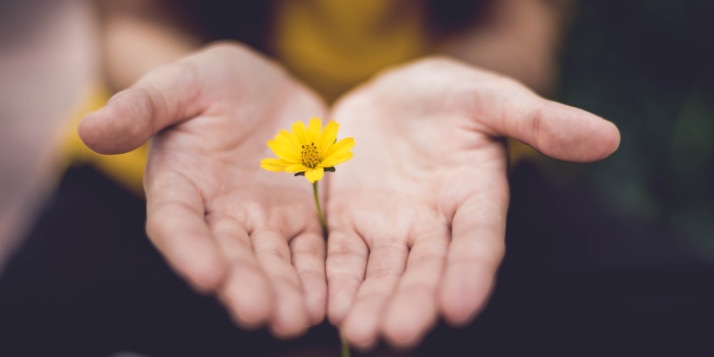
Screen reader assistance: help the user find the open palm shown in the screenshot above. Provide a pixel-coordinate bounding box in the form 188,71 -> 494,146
325,58 -> 621,349
80,43 -> 328,337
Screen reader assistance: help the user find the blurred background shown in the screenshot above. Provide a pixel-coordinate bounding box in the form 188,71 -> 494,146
0,0 -> 712,356
557,0 -> 714,263
0,0 -> 98,271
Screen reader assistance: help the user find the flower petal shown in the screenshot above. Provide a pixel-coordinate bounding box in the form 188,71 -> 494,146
320,152 -> 353,167
325,137 -> 355,158
261,158 -> 291,172
285,164 -> 309,173
276,129 -> 300,150
292,120 -> 308,145
267,139 -> 300,162
304,167 -> 325,183
307,117 -> 322,143
317,121 -> 339,156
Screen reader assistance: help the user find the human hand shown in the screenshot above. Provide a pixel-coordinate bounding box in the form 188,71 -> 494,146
79,42 -> 328,337
325,57 -> 620,349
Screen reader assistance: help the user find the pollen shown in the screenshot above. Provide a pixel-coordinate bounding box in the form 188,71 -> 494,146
301,142 -> 321,168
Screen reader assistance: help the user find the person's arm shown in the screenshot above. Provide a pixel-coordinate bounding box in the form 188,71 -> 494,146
441,0 -> 575,93
97,0 -> 201,91
0,0 -> 99,271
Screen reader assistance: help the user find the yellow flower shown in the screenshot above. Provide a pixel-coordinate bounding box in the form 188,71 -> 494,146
261,118 -> 354,183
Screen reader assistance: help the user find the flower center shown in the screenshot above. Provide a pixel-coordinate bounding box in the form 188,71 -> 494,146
301,142 -> 321,168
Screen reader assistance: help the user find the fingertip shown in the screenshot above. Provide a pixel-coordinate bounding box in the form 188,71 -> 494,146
184,255 -> 228,294
148,222 -> 228,294
582,117 -> 622,162
382,296 -> 436,349
306,286 -> 327,326
78,89 -> 154,155
440,297 -> 477,327
271,326 -> 309,340
269,286 -> 312,340
221,270 -> 274,329
438,268 -> 494,326
597,120 -> 622,160
290,231 -> 328,326
327,294 -> 350,327
159,247 -> 228,296
537,103 -> 622,162
383,331 -> 422,351
77,111 -> 102,152
270,313 -> 310,339
439,292 -> 475,327
343,319 -> 379,351
339,305 -> 380,350
270,313 -> 310,340
325,231 -> 368,327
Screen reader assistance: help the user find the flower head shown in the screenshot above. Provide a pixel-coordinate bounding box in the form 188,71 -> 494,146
261,118 -> 354,183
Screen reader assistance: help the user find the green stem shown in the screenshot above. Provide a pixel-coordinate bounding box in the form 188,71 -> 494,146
312,181 -> 328,238
340,331 -> 351,357
312,182 -> 346,355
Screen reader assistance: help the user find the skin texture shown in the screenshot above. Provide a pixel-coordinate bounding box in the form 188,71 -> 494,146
80,42 -> 329,338
79,43 -> 620,348
325,57 -> 620,349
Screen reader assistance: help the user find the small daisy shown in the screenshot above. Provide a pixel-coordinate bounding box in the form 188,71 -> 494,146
261,117 -> 354,183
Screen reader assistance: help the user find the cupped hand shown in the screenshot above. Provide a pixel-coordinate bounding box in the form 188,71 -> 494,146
325,57 -> 620,349
79,42 -> 328,338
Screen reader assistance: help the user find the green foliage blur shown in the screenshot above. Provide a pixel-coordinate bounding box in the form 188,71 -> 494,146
553,0 -> 714,258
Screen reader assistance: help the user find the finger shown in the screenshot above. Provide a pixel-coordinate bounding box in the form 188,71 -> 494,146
438,178 -> 508,326
79,60 -> 205,155
145,170 -> 227,293
251,228 -> 311,339
326,230 -> 369,327
211,219 -> 274,330
289,230 -> 327,326
475,81 -> 620,162
382,232 -> 449,348
341,240 -> 408,350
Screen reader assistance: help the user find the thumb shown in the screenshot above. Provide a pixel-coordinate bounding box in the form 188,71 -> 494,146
478,81 -> 620,162
79,62 -> 204,155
